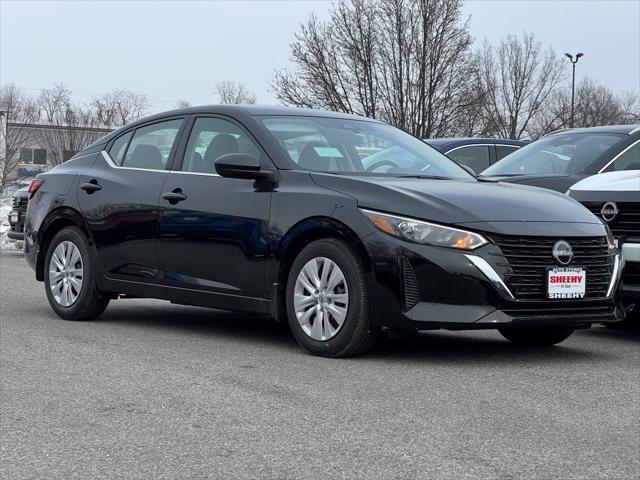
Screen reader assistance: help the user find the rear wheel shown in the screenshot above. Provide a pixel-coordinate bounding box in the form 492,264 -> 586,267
499,326 -> 574,346
44,227 -> 109,320
285,239 -> 379,357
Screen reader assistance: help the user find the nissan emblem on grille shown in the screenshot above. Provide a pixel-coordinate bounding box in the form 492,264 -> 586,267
552,240 -> 573,265
600,201 -> 619,222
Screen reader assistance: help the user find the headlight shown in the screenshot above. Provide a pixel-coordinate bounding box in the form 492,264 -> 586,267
361,208 -> 488,250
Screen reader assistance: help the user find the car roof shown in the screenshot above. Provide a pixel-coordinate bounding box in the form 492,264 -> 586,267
548,124 -> 640,136
91,105 -> 383,148
424,137 -> 527,150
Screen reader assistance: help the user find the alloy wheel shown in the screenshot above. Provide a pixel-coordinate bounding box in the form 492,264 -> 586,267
49,240 -> 84,307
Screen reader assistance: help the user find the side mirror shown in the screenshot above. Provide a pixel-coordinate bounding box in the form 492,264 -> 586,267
215,153 -> 262,179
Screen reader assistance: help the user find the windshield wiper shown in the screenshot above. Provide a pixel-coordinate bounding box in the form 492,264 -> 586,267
394,174 -> 453,180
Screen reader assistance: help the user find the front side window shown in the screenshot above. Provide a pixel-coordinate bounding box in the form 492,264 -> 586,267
447,145 -> 491,174
603,141 -> 640,172
260,116 -> 472,179
482,133 -> 625,176
121,119 -> 183,170
182,117 -> 261,174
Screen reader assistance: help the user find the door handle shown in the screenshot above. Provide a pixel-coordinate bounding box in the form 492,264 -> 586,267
162,189 -> 187,204
80,180 -> 102,193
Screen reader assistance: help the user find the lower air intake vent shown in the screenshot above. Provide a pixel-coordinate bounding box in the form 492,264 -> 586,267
400,256 -> 420,311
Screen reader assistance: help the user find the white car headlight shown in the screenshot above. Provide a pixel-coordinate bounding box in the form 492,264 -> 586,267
361,208 -> 488,250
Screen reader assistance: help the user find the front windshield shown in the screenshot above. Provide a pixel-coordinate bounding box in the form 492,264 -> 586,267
260,116 -> 472,180
481,132 -> 625,176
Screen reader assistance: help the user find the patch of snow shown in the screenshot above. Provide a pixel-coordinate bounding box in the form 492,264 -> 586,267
0,195 -> 18,251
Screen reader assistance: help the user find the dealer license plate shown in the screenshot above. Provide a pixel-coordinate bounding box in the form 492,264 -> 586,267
10,212 -> 18,224
547,267 -> 586,299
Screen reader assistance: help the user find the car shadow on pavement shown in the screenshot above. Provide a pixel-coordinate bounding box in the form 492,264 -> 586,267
580,324 -> 640,343
365,330 -> 612,365
92,301 -> 614,365
100,302 -> 298,349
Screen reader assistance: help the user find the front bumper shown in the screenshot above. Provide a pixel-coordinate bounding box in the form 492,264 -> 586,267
363,231 -> 624,330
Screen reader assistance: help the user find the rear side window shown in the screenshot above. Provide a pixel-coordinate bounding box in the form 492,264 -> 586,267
603,141 -> 640,172
495,145 -> 519,161
447,145 -> 491,174
182,117 -> 262,174
108,131 -> 133,165
121,119 -> 183,170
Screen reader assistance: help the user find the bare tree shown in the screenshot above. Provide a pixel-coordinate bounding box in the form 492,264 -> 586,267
174,99 -> 192,109
36,84 -> 106,166
92,89 -> 150,127
215,81 -> 257,104
0,84 -> 40,192
530,78 -> 640,137
272,0 -> 473,138
474,33 -> 565,139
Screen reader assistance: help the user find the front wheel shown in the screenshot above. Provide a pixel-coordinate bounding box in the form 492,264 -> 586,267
44,227 -> 109,320
285,239 -> 379,357
498,326 -> 574,347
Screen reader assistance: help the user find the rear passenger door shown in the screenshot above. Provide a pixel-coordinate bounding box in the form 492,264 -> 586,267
78,118 -> 185,281
157,116 -> 273,300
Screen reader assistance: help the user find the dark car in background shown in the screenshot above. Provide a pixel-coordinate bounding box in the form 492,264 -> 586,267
23,106 -> 624,357
7,185 -> 30,242
480,125 -> 640,192
425,138 -> 527,174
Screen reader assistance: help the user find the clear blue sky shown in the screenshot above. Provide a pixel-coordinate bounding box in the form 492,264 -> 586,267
1,0 -> 639,113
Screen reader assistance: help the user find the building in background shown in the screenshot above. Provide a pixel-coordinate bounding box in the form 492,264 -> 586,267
0,112 -> 112,194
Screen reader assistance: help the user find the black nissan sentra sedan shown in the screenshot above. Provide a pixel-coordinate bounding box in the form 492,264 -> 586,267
23,106 -> 625,357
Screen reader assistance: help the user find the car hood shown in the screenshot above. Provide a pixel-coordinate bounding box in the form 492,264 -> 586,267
569,170 -> 640,192
311,174 -> 600,225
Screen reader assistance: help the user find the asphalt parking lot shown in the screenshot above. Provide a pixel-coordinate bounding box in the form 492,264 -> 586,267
1,249 -> 638,480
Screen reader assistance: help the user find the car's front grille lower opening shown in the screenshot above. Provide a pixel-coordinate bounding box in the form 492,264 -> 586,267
489,235 -> 613,301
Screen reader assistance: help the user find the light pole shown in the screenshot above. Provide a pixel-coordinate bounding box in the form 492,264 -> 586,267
564,52 -> 584,128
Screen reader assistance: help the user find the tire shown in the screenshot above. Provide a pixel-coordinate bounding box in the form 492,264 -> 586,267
285,238 -> 379,357
498,326 -> 574,347
44,227 -> 109,321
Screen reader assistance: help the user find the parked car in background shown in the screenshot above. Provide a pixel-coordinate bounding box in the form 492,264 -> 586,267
480,125 -> 640,192
24,106 -> 624,357
425,138 -> 527,174
7,185 -> 30,242
568,170 -> 640,322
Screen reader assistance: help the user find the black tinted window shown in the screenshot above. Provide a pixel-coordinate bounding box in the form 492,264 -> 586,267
182,118 -> 261,174
495,145 -> 520,160
108,131 -> 133,165
447,145 -> 491,174
122,119 -> 183,170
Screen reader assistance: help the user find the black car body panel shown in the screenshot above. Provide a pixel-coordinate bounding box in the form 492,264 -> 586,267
24,106 -> 625,331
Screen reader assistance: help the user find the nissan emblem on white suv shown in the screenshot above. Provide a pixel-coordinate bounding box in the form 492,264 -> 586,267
601,201 -> 619,222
